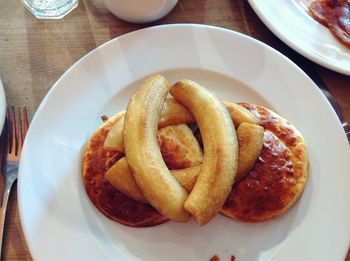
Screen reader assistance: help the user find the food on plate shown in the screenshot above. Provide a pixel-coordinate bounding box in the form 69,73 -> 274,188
106,124 -> 203,202
158,124 -> 203,169
309,0 -> 350,48
235,122 -> 264,182
82,74 -> 309,227
158,98 -> 196,128
103,111 -> 125,151
106,157 -> 147,203
221,103 -> 309,222
170,166 -> 201,192
170,79 -> 238,225
222,100 -> 259,126
106,124 -> 264,201
104,99 -> 259,152
82,114 -> 167,227
123,75 -> 190,222
209,255 -> 220,261
106,158 -> 201,201
103,99 -> 195,152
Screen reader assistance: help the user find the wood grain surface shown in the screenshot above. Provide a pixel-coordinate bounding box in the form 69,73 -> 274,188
0,0 -> 349,260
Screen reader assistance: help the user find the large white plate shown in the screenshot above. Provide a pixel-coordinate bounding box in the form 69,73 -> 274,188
248,0 -> 350,76
18,24 -> 350,260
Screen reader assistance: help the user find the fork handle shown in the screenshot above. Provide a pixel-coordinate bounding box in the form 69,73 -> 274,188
0,176 -> 16,258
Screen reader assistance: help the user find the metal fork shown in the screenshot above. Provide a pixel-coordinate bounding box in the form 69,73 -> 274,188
0,107 -> 28,257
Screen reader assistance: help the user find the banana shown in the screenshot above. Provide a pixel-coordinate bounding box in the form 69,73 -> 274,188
103,111 -> 125,152
103,98 -> 195,151
236,122 -> 264,181
171,166 -> 201,192
106,157 -> 147,202
158,124 -> 203,169
159,98 -> 195,128
104,100 -> 258,151
170,79 -> 238,225
123,75 -> 190,222
106,158 -> 201,202
106,124 -> 264,201
222,100 -> 259,127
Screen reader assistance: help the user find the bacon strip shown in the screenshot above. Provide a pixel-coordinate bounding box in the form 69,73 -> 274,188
309,0 -> 350,48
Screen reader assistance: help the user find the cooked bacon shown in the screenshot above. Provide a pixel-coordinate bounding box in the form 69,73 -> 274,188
309,0 -> 350,48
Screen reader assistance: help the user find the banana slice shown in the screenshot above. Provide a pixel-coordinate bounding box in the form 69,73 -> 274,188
103,111 -> 125,151
159,98 -> 195,128
236,122 -> 264,181
222,100 -> 259,127
171,166 -> 201,192
123,75 -> 190,222
106,158 -> 201,202
104,100 -> 258,151
158,124 -> 203,169
103,98 -> 195,151
106,124 -> 264,203
106,157 -> 147,202
170,79 -> 238,225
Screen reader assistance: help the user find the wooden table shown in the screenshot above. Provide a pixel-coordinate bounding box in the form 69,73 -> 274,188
0,0 -> 349,260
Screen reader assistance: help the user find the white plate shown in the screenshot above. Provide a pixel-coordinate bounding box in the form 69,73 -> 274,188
18,24 -> 350,261
248,0 -> 350,76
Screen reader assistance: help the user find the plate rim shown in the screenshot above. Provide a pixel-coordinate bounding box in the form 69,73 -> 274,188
17,23 -> 350,260
247,0 -> 350,76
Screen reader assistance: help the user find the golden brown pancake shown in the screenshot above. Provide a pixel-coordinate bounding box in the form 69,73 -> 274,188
82,114 -> 168,227
221,103 -> 309,222
82,115 -> 203,227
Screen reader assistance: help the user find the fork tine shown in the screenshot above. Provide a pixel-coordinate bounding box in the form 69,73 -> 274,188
5,106 -> 10,152
17,108 -> 23,156
22,107 -> 28,139
9,106 -> 16,155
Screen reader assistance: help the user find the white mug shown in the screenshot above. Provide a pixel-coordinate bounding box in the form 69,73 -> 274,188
102,0 -> 178,24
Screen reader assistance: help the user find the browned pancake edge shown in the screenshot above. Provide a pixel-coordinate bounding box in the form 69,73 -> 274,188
221,103 -> 309,222
82,114 -> 168,227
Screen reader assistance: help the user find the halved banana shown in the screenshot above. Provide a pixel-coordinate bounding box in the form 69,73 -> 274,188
103,111 -> 125,152
170,79 -> 238,225
106,157 -> 147,202
103,98 -> 195,152
106,124 -> 264,203
158,124 -> 203,169
123,75 -> 190,222
171,166 -> 201,192
104,99 -> 259,151
222,100 -> 259,127
236,122 -> 264,181
159,98 -> 195,128
106,158 -> 201,202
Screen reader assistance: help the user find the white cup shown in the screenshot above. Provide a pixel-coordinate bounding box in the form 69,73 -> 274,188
102,0 -> 178,24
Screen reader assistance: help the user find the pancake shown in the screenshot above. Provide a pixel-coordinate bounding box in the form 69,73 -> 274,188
221,103 -> 309,222
82,115 -> 203,227
82,114 -> 168,227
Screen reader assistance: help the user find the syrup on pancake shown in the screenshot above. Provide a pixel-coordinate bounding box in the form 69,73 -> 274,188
222,131 -> 296,221
309,0 -> 350,48
82,118 -> 168,227
221,103 -> 308,222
